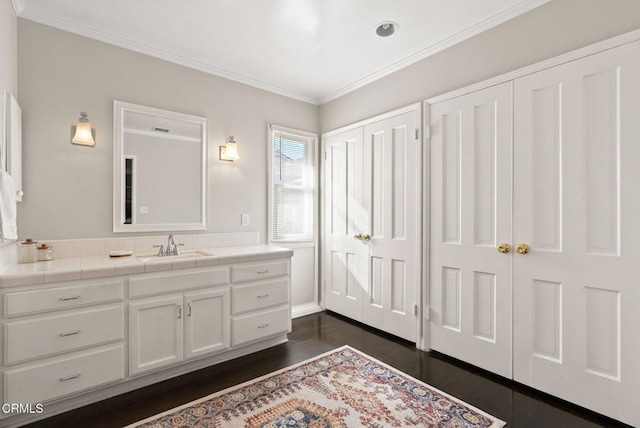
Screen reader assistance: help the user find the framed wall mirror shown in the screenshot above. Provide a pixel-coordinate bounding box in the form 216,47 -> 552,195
113,101 -> 207,232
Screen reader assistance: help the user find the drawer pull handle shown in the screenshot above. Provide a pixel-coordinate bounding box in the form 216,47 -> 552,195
257,294 -> 269,298
257,323 -> 269,329
59,296 -> 81,301
59,373 -> 81,382
59,330 -> 81,337
257,270 -> 269,274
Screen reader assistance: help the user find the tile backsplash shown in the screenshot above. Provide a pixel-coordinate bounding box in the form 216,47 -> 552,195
1,232 -> 260,265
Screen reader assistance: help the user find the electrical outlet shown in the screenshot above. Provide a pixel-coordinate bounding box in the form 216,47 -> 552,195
241,213 -> 250,226
139,206 -> 149,214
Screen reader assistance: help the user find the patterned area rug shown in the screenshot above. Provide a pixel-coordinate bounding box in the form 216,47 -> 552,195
128,346 -> 505,427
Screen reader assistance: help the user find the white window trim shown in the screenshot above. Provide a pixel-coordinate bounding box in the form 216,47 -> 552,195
267,124 -> 318,244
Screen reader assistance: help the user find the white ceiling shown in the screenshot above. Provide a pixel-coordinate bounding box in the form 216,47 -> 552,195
15,0 -> 550,104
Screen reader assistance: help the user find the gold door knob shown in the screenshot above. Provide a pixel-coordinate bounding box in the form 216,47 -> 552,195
354,233 -> 363,240
362,234 -> 371,241
497,243 -> 511,254
516,243 -> 530,255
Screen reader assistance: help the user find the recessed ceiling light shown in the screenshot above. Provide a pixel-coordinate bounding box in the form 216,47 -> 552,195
376,21 -> 399,37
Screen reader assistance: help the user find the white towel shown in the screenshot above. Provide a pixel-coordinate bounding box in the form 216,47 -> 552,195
0,170 -> 17,240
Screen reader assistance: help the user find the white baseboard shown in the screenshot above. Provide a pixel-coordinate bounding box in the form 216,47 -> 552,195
292,303 -> 323,318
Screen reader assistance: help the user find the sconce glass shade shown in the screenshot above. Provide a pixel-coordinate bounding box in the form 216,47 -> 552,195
220,135 -> 240,161
72,112 -> 95,146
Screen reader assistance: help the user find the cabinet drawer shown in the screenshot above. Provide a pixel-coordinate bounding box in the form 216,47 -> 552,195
5,345 -> 125,404
4,280 -> 125,317
5,306 -> 124,364
129,267 -> 229,298
232,306 -> 289,346
232,278 -> 288,315
231,260 -> 288,283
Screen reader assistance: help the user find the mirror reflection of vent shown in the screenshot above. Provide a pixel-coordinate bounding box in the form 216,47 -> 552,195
152,127 -> 170,133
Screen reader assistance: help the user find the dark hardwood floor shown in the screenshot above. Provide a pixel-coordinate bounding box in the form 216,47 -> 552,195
26,311 -> 630,428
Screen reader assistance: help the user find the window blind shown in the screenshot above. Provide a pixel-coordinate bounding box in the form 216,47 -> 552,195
271,128 -> 316,241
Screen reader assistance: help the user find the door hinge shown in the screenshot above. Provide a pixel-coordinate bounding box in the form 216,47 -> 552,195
324,151 -> 327,160
414,303 -> 419,317
323,279 -> 327,290
425,306 -> 430,321
424,126 -> 430,139
414,128 -> 419,140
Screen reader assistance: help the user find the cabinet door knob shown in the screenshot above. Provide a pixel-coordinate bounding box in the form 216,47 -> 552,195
354,233 -> 363,240
516,243 -> 530,255
497,243 -> 511,254
362,234 -> 371,241
16,190 -> 23,197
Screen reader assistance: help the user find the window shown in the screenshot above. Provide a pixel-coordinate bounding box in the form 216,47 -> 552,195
269,125 -> 317,242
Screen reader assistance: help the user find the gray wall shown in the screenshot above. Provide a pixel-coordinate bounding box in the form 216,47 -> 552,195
0,1 -> 17,96
17,20 -> 318,240
15,0 -> 640,240
319,0 -> 640,132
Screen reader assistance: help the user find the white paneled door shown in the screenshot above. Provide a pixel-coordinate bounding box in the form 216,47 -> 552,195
324,108 -> 420,342
361,113 -> 419,340
324,127 -> 366,323
429,82 -> 513,378
429,40 -> 640,426
512,41 -> 640,426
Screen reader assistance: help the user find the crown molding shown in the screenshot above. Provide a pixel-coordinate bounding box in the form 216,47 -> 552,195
11,0 -> 25,16
19,0 -> 550,106
424,26 -> 640,106
317,0 -> 552,104
19,7 -> 320,105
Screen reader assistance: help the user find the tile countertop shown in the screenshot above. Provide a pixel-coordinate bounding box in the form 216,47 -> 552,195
0,245 -> 294,288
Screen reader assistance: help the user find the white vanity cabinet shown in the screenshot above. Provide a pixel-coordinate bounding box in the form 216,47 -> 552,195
1,278 -> 126,406
0,253 -> 292,426
230,260 -> 291,346
128,267 -> 230,376
129,288 -> 230,376
128,294 -> 184,376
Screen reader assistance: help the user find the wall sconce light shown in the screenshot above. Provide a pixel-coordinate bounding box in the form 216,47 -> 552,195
71,112 -> 96,146
219,135 -> 240,161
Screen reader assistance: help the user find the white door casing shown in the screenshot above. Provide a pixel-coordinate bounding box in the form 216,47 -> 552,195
512,40 -> 640,426
429,82 -> 513,377
323,106 -> 420,342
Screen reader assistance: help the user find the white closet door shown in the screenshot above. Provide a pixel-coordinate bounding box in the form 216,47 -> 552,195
324,127 -> 366,321
324,108 -> 420,342
429,82 -> 513,377
361,111 -> 419,342
513,40 -> 640,426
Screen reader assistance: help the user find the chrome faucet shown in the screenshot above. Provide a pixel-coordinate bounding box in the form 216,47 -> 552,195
167,234 -> 176,254
153,234 -> 183,256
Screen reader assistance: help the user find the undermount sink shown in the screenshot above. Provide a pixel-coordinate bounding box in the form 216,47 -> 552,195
135,252 -> 208,263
